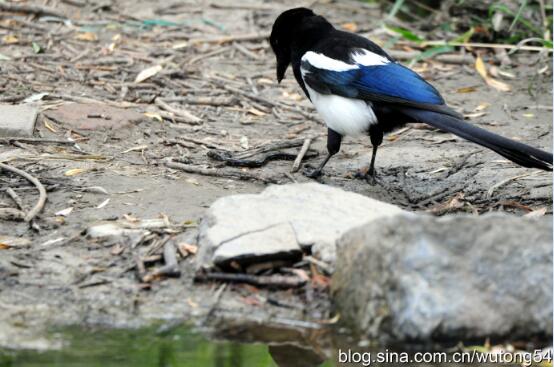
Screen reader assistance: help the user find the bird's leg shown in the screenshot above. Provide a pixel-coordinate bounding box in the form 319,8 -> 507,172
368,143 -> 378,177
304,128 -> 342,178
355,125 -> 383,184
367,125 -> 383,184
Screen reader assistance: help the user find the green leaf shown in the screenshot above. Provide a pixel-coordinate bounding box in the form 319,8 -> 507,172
509,0 -> 528,32
385,25 -> 424,43
31,42 -> 42,54
451,27 -> 475,43
387,0 -> 406,19
142,19 -> 180,27
489,2 -> 542,35
409,45 -> 454,66
539,39 -> 553,48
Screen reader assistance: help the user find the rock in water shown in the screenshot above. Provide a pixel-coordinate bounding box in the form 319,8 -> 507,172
196,183 -> 404,271
332,214 -> 552,342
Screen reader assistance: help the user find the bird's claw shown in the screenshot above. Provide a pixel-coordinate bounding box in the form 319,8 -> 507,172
365,173 -> 378,186
354,167 -> 379,185
303,164 -> 323,178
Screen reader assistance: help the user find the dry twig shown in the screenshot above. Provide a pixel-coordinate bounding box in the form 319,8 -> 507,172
0,163 -> 47,222
291,138 -> 312,172
0,2 -> 66,19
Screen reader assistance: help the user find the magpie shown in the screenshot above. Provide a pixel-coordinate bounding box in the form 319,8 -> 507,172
269,8 -> 553,181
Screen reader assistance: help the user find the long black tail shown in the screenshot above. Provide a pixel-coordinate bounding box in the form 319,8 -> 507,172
400,107 -> 553,171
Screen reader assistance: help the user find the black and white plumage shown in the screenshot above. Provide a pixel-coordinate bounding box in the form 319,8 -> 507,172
269,8 -> 553,180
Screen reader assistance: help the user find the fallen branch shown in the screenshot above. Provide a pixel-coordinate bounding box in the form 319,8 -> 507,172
154,98 -> 201,124
291,138 -> 312,172
188,32 -> 270,46
487,171 -> 541,198
142,241 -> 181,282
0,137 -> 76,146
0,2 -> 66,19
161,96 -> 237,106
388,50 -> 475,64
165,159 -> 279,184
195,272 -> 307,289
208,149 -> 317,168
6,188 -> 25,211
0,208 -> 25,221
419,40 -> 552,53
0,163 -> 46,222
220,84 -> 320,123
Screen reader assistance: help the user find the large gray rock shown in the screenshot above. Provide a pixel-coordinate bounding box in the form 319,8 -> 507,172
0,104 -> 38,137
197,183 -> 404,270
332,214 -> 553,342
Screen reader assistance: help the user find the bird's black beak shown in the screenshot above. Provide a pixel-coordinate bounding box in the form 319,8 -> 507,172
276,56 -> 290,84
277,64 -> 286,83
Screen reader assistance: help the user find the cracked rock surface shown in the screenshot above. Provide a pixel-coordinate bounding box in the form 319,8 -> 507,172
332,214 -> 553,342
196,183 -> 405,271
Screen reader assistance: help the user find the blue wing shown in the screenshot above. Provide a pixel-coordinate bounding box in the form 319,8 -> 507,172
301,57 -> 460,116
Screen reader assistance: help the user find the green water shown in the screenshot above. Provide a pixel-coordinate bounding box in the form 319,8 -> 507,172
0,326 -> 332,367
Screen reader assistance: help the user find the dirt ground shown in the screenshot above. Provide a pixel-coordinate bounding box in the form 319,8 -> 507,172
0,0 -> 552,350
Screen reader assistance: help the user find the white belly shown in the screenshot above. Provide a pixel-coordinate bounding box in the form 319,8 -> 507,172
304,84 -> 377,137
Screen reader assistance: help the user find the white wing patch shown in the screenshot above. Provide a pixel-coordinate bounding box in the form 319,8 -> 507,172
351,49 -> 390,66
304,84 -> 377,137
300,48 -> 387,136
301,51 -> 357,72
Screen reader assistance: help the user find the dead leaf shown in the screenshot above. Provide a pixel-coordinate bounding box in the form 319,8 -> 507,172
341,22 -> 358,32
75,32 -> 98,42
135,65 -> 162,83
144,112 -> 163,122
64,168 -> 86,176
247,108 -> 266,116
111,244 -> 124,255
43,119 -> 57,133
241,295 -> 262,307
0,236 -> 31,248
186,298 -> 199,308
311,272 -> 330,289
310,263 -> 330,289
96,198 -> 110,209
288,268 -> 310,282
475,102 -> 491,111
282,91 -> 303,101
456,86 -> 478,93
475,56 -> 511,92
464,111 -> 487,119
240,136 -> 249,149
525,207 -> 547,217
257,78 -> 273,85
429,192 -> 465,214
55,207 -> 73,217
172,42 -> 188,50
177,243 -> 197,257
122,145 -> 148,153
2,35 -> 18,44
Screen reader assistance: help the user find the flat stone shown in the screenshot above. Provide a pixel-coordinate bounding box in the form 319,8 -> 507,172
196,183 -> 405,271
213,222 -> 301,268
0,104 -> 38,137
332,214 -> 553,342
44,103 -> 144,130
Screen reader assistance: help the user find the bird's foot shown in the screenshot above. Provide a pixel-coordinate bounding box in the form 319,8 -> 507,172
354,167 -> 379,185
365,173 -> 378,186
303,164 -> 323,179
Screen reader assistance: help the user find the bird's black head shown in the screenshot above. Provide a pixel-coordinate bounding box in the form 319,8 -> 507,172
270,8 -> 331,83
